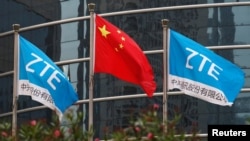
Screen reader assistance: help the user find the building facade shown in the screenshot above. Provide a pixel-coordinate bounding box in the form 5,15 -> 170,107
1,0 -> 250,140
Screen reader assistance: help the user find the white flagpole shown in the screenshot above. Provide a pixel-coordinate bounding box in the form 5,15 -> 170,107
12,24 -> 20,139
161,19 -> 169,129
88,3 -> 95,141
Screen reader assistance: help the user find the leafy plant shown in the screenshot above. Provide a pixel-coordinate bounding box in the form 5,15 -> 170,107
0,104 -> 200,141
110,104 -> 200,141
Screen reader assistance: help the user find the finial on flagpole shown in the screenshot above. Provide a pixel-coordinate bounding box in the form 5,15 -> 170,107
88,3 -> 95,12
13,24 -> 20,32
161,19 -> 169,28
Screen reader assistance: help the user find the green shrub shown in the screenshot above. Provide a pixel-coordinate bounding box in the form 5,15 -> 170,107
0,104 -> 200,141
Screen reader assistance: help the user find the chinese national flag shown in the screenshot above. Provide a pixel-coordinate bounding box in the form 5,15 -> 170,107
94,14 -> 156,97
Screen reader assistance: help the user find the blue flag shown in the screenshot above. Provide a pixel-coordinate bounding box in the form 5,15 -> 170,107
18,36 -> 78,120
168,29 -> 245,106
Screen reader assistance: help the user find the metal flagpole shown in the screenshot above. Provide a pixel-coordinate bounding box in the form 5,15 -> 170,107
88,3 -> 95,141
12,24 -> 20,139
161,19 -> 169,129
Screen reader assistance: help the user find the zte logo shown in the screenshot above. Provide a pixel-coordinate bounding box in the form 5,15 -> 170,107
185,47 -> 223,81
25,53 -> 65,90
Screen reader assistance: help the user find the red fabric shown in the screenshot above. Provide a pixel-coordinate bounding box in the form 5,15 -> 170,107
94,14 -> 156,97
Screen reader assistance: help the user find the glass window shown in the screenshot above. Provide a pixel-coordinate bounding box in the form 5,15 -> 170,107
0,36 -> 13,72
60,40 -> 81,60
234,48 -> 250,87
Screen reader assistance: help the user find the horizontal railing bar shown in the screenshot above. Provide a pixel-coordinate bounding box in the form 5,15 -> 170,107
100,2 -> 250,17
1,2 -> 250,37
0,71 -> 14,77
1,88 -> 250,117
55,57 -> 90,65
1,44 -> 250,77
144,49 -> 163,54
207,45 -> 250,50
0,0 -> 250,125
100,133 -> 208,141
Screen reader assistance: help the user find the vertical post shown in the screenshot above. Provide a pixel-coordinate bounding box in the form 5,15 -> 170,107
12,24 -> 20,139
162,19 -> 169,128
88,3 -> 95,141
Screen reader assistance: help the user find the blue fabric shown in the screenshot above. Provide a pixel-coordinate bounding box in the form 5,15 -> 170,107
169,29 -> 245,105
18,36 -> 78,117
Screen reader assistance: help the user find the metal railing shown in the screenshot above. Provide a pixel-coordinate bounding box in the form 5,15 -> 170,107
1,1 -> 250,37
1,1 -> 250,139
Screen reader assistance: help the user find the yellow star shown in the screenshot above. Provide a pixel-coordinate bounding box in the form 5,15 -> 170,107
98,25 -> 110,38
119,43 -> 124,49
121,36 -> 125,41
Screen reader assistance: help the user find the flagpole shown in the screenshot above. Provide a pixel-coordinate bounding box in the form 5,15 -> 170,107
162,19 -> 169,128
12,24 -> 20,139
88,3 -> 95,141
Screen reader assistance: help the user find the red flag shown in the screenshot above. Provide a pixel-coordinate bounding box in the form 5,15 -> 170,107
94,14 -> 156,97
